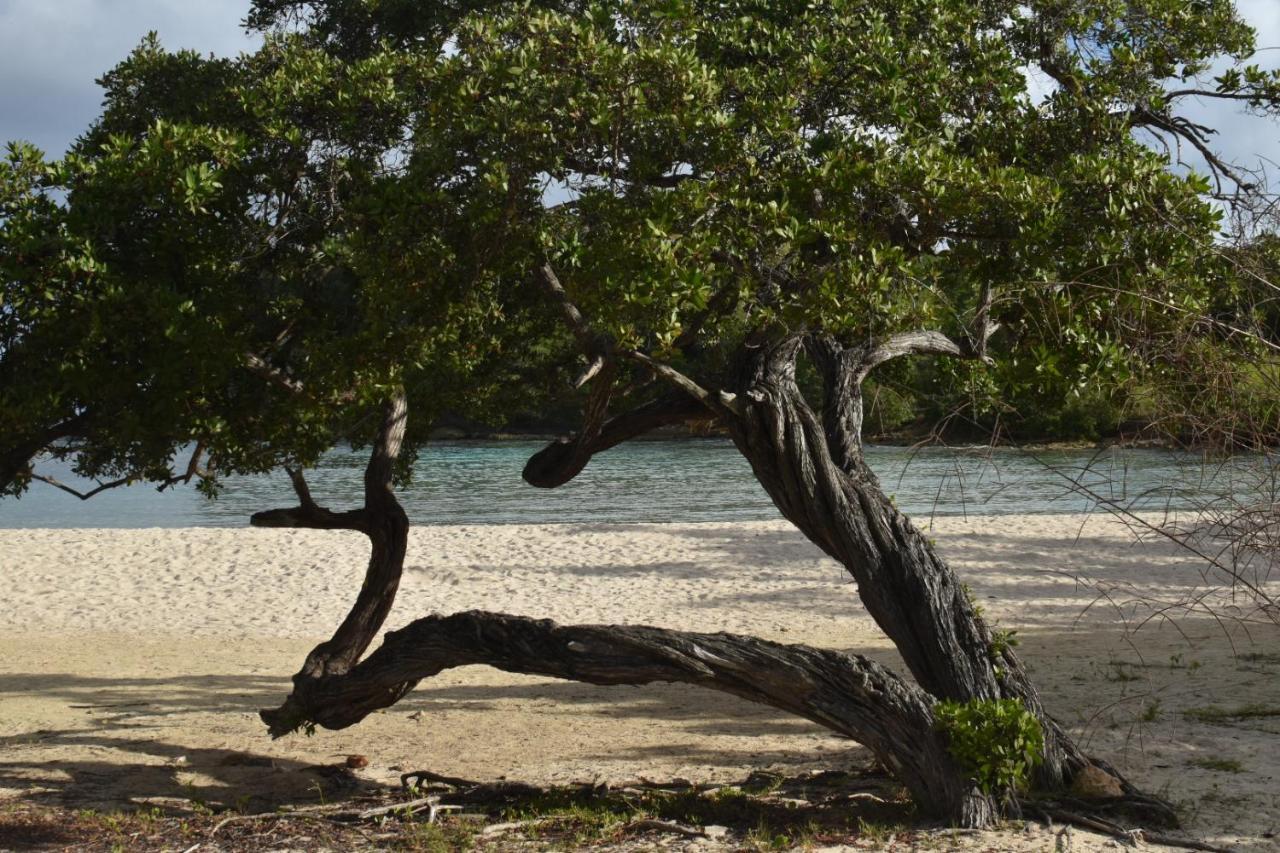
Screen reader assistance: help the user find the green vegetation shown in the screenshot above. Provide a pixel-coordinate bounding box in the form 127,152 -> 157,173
1184,704 -> 1280,724
1187,757 -> 1246,773
988,628 -> 1020,659
0,773 -> 925,851
934,699 -> 1045,796
1104,662 -> 1143,683
1237,652 -> 1280,665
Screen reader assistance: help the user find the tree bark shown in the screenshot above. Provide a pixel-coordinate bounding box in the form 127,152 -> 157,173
270,609 -> 997,826
725,336 -> 1085,788
523,392 -> 710,488
258,391 -> 411,736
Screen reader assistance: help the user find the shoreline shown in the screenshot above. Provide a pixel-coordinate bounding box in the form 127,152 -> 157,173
432,429 -> 1183,452
6,443 -> 1257,533
429,419 -> 1215,451
0,503 -> 1214,531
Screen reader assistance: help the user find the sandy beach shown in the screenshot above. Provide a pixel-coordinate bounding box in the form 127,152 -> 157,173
1,514 -> 1277,850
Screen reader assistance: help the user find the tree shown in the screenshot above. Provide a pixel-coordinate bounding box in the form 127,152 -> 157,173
5,0 -> 1278,829
237,0 -> 1277,827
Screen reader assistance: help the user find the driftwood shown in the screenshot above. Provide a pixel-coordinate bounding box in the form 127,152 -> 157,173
1037,808 -> 1234,853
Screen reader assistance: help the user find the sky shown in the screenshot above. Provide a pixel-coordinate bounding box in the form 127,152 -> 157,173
0,0 -> 1278,178
0,0 -> 260,155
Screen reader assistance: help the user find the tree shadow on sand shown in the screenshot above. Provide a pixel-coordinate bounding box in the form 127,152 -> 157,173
0,620 -> 1275,849
0,669 -> 876,815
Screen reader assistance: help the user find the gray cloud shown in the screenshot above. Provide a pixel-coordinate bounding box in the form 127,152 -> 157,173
0,0 -> 258,155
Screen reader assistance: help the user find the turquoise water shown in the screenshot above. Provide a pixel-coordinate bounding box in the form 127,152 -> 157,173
0,440 -> 1266,528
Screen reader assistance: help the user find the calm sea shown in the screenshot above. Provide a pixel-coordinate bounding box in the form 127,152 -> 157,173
0,440 -> 1267,529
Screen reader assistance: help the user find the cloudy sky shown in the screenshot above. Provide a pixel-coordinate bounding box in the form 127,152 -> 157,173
0,0 -> 259,155
1,0 -> 1277,177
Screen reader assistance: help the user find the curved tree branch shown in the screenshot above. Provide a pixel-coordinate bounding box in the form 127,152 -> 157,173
537,263 -> 612,369
562,156 -> 699,189
1131,105 -> 1256,197
260,609 -> 994,826
27,471 -> 137,502
28,439 -> 213,502
1164,87 -> 1276,105
855,323 -> 998,385
524,392 -> 711,488
250,465 -> 369,532
627,350 -> 742,415
243,351 -> 307,396
1,411 -> 92,495
855,330 -> 971,383
527,261 -> 732,488
260,388 -> 411,719
242,351 -> 358,403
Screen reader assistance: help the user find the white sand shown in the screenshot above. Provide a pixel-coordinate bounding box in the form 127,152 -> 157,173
0,515 -> 1277,850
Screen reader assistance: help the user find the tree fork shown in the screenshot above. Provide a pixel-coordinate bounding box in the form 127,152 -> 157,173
260,609 -> 1000,826
725,336 -> 1089,788
258,391 -> 410,731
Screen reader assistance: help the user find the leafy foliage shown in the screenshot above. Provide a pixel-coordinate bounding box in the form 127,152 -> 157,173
934,698 -> 1045,796
3,0 -> 1277,493
0,30 -> 551,496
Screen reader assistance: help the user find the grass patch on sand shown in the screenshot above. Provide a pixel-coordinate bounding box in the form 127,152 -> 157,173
1237,651 -> 1280,665
1184,704 -> 1280,725
488,771 -> 911,849
1187,757 -> 1246,773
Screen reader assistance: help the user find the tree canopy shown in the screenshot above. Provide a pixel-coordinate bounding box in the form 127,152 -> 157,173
1,29 -> 556,498
5,0 -> 1278,494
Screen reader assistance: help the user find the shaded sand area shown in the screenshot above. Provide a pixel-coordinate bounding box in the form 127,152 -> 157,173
0,515 -> 1277,850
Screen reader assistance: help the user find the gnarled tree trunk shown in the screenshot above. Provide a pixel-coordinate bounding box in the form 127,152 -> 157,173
724,336 -> 1085,790
257,391 -> 412,737
517,325 -> 1150,822
285,610 -> 996,824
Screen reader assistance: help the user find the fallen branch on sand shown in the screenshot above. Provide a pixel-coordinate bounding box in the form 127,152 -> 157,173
1036,807 -> 1235,853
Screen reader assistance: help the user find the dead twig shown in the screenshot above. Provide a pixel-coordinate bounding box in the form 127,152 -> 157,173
1041,807 -> 1234,853
355,797 -> 437,820
625,817 -> 708,838
400,769 -> 480,790
480,817 -> 555,836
